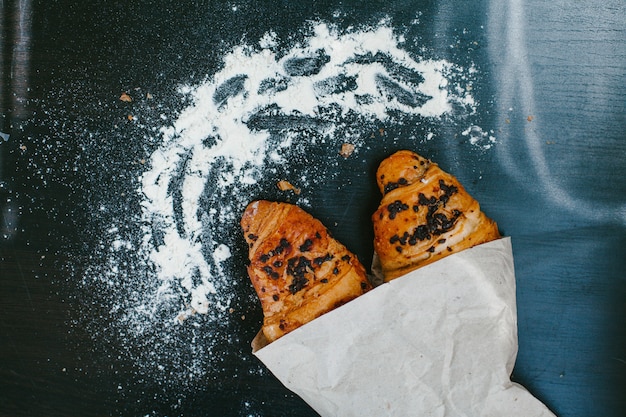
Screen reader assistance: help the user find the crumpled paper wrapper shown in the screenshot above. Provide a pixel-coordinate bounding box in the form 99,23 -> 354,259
252,238 -> 556,417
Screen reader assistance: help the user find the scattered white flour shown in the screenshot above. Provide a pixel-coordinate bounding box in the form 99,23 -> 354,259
462,125 -> 497,149
83,19 -> 485,386
140,20 -> 479,323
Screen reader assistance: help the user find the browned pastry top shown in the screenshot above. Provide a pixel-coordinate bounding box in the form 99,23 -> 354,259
373,150 -> 500,281
242,200 -> 371,343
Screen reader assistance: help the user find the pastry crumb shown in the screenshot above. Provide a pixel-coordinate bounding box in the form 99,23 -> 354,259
277,180 -> 301,194
339,143 -> 355,158
119,92 -> 132,102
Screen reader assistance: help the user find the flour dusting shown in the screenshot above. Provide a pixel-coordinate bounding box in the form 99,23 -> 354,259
462,125 -> 497,149
82,20 -> 484,385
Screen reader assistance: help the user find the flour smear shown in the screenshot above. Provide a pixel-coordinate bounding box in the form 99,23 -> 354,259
84,20 -> 485,384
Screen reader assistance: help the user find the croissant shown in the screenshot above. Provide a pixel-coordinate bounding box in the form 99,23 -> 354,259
242,200 -> 371,343
372,150 -> 500,281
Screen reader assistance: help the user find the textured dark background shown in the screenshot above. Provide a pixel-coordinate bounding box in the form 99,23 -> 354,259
1,1 -> 625,416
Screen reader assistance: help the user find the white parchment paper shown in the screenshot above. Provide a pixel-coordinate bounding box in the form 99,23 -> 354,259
254,238 -> 556,417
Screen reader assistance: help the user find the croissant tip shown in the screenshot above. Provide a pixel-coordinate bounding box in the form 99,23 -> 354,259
376,149 -> 431,195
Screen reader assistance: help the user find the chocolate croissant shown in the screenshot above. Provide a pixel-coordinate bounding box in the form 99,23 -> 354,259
242,200 -> 371,343
372,150 -> 500,281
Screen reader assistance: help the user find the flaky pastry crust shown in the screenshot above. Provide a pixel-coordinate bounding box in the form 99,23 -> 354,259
242,200 -> 371,343
373,150 -> 500,281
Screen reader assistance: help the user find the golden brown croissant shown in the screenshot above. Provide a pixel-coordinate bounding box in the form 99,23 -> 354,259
372,150 -> 500,281
242,200 -> 371,343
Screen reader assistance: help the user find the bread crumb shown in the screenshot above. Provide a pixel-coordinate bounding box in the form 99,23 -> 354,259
527,115 -> 534,122
277,180 -> 301,194
339,143 -> 355,158
119,92 -> 132,102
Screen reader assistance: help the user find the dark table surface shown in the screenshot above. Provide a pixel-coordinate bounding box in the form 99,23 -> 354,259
1,1 -> 625,416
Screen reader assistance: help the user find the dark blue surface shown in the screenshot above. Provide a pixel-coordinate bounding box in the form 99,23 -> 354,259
1,1 -> 624,416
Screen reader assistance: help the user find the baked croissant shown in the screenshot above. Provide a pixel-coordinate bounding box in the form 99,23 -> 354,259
372,150 -> 500,281
242,200 -> 371,343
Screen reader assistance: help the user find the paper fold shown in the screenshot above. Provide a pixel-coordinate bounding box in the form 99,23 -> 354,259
253,238 -> 556,417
